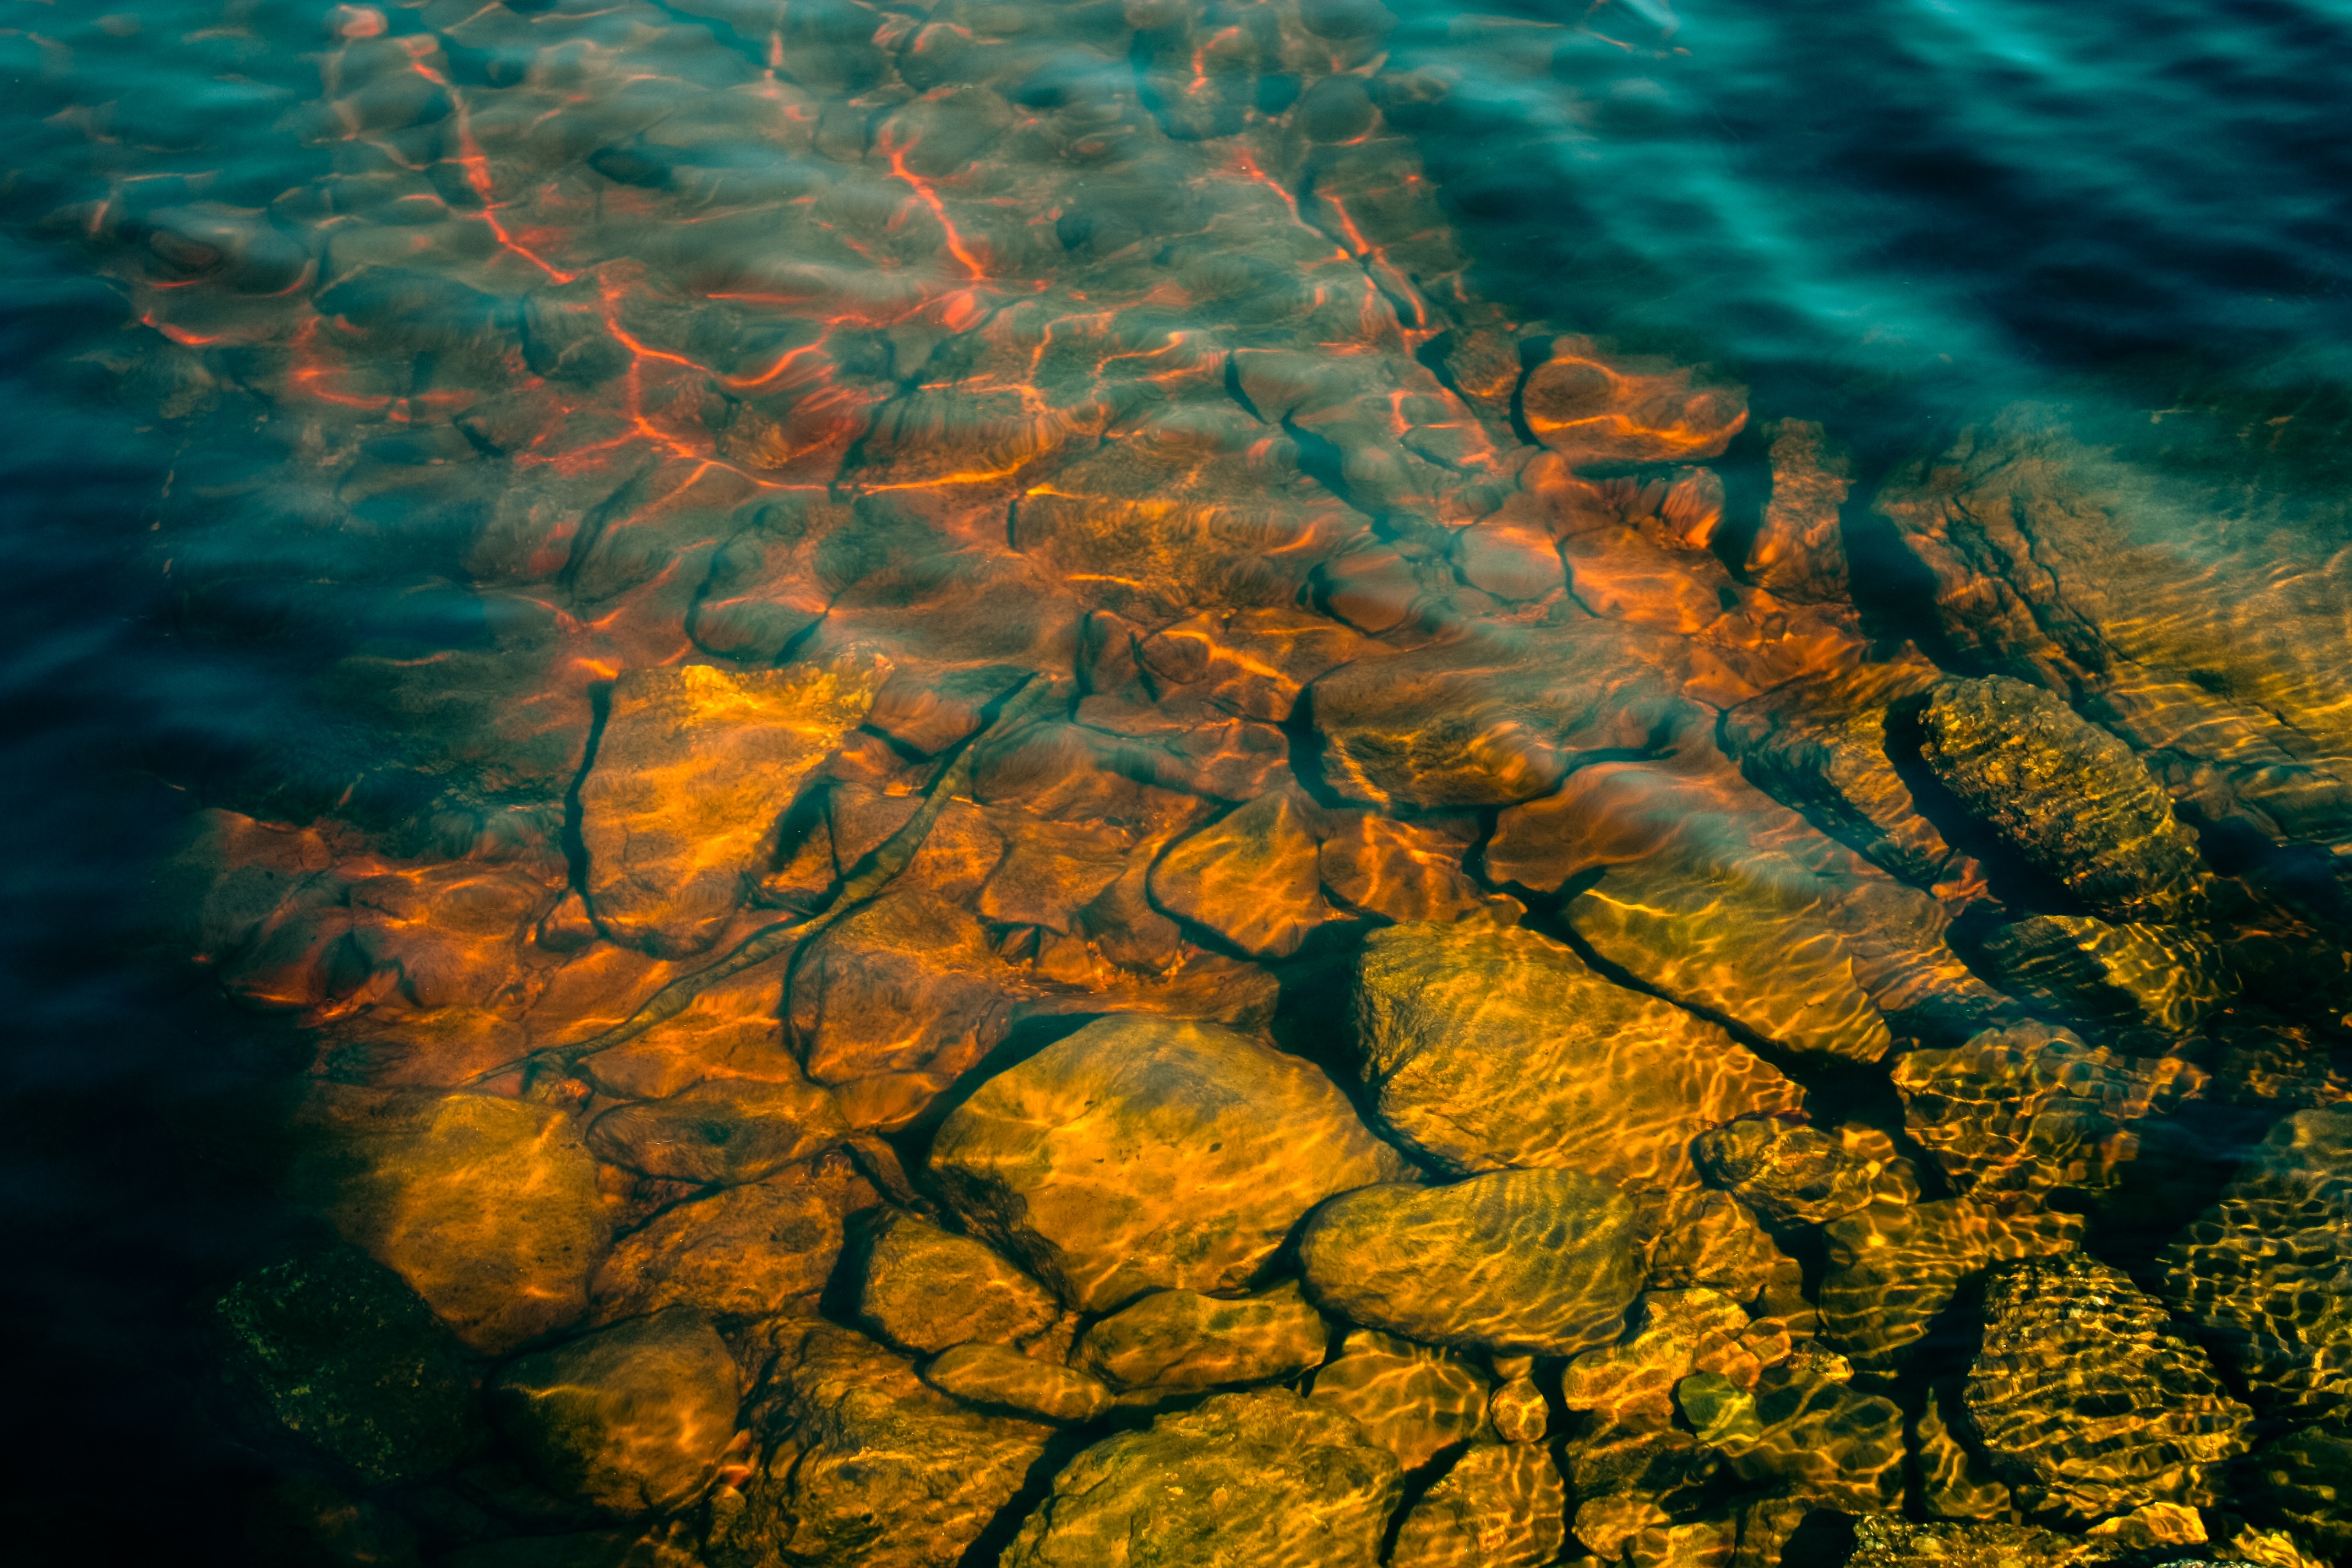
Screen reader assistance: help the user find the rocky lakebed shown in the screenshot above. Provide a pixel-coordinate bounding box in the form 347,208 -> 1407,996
13,0 -> 2352,1564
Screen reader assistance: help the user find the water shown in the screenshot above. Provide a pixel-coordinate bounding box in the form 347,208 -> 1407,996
3,1 -> 2349,1562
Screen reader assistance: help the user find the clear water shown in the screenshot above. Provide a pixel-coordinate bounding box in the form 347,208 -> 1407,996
3,0 -> 2348,1560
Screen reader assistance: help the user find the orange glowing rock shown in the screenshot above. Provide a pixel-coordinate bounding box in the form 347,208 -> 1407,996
588,1151 -> 878,1325
579,658 -> 887,958
1352,922 -> 1803,1187
1134,605 -> 1373,723
1744,420 -> 1854,607
930,1014 -> 1407,1313
1521,336 -> 1747,469
1451,514 -> 1565,602
1148,788 -> 1333,957
1317,812 -> 1486,924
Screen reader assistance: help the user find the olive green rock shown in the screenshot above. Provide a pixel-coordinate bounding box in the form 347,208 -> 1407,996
856,1210 -> 1064,1355
930,1014 -> 1406,1312
487,1306 -> 741,1518
922,1341 -> 1112,1424
294,1087 -> 611,1354
208,1244 -> 480,1485
1352,922 -> 1801,1188
1966,1254 -> 2252,1519
998,1387 -> 1401,1568
1389,1441 -> 1566,1568
1917,675 -> 2206,922
585,1076 -> 847,1187
1299,1168 -> 1642,1356
711,1325 -> 1054,1568
1074,1278 -> 1330,1392
1308,1329 -> 1491,1472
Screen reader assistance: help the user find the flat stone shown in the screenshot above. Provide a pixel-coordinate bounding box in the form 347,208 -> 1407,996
590,1154 -> 876,1324
579,660 -> 885,957
1300,1168 -> 1643,1356
1966,1254 -> 2253,1519
1353,922 -> 1802,1186
999,1387 -> 1401,1568
932,1014 -> 1405,1312
585,1076 -> 847,1186
1147,788 -> 1332,957
856,1210 -> 1064,1355
1918,674 -> 2207,922
1073,1278 -> 1331,1392
208,1243 -> 481,1485
1308,1328 -> 1491,1472
1518,336 -> 1746,467
1316,814 -> 1486,923
716,1325 -> 1054,1568
922,1341 -> 1112,1423
292,1087 -> 611,1354
488,1306 -> 741,1518
1390,1441 -> 1567,1568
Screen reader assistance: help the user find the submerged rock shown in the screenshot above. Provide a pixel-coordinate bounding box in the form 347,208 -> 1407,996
716,1325 -> 1053,1568
921,1342 -> 1112,1424
1073,1278 -> 1330,1392
1916,1382 -> 2012,1519
1558,1289 -> 1760,1422
2158,1104 -> 2352,1417
1977,914 -> 2233,1033
998,1387 -> 1401,1568
1845,1514 -> 2120,1567
584,1076 -> 848,1188
208,1244 -> 481,1485
488,1307 -> 741,1519
2248,1419 -> 2352,1561
1965,1253 -> 2253,1519
1389,1441 -> 1567,1568
292,1087 -> 611,1354
1300,1168 -> 1643,1355
1307,1329 -> 1492,1472
1352,922 -> 1801,1187
579,661 -> 885,958
930,1014 -> 1403,1312
1692,1118 -> 1915,1228
1890,1022 -> 2204,1197
1917,674 -> 2207,922
1147,787 -> 1332,956
1820,1197 -> 2082,1374
854,1210 -> 1064,1357
1695,1353 -> 1907,1512
589,1154 -> 876,1324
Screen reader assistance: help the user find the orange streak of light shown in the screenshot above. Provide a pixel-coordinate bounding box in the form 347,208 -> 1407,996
885,147 -> 987,281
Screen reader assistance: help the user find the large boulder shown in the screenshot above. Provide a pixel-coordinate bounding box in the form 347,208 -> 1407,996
998,1387 -> 1401,1568
488,1307 -> 742,1519
292,1087 -> 611,1354
1299,1168 -> 1642,1356
713,1325 -> 1054,1568
930,1015 -> 1406,1311
208,1244 -> 481,1485
1352,922 -> 1801,1187
579,661 -> 885,957
1966,1254 -> 2252,1519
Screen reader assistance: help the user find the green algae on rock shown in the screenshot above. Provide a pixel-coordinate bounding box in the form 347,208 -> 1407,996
1352,921 -> 1801,1188
1300,1167 -> 1643,1356
487,1306 -> 741,1520
1965,1253 -> 2253,1520
930,1014 -> 1406,1313
1000,1387 -> 1401,1568
2158,1103 -> 2352,1417
1917,674 -> 2208,923
208,1244 -> 482,1486
1307,1328 -> 1493,1472
1072,1277 -> 1330,1392
1388,1441 -> 1567,1568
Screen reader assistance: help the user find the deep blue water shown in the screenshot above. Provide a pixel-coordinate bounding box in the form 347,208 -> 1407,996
3,0 -> 2348,1554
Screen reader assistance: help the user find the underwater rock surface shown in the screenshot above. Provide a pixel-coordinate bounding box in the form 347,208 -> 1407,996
37,1 -> 2350,1562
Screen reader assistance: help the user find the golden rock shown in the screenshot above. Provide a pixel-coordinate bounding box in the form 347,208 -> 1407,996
1307,1328 -> 1493,1472
1692,1118 -> 1917,1228
1300,1168 -> 1643,1357
1147,787 -> 1332,956
931,1014 -> 1405,1312
854,1210 -> 1064,1357
1390,1442 -> 1567,1568
579,661 -> 886,957
1353,922 -> 1802,1187
921,1342 -> 1113,1424
589,1154 -> 875,1325
1820,1196 -> 2081,1374
1560,1290 -> 1760,1423
1073,1277 -> 1330,1392
1978,914 -> 2233,1033
584,1075 -> 847,1187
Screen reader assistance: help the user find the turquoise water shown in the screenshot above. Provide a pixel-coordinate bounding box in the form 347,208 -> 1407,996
3,0 -> 2348,1559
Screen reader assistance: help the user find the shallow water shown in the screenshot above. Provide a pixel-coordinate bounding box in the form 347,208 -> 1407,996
3,1 -> 2350,1564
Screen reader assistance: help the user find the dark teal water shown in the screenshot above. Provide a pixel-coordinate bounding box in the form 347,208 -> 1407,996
2,0 -> 2348,1555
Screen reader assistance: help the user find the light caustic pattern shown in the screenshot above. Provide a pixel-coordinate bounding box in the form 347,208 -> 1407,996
42,2 -> 2352,1566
